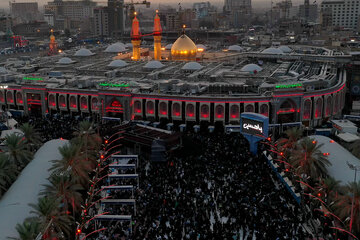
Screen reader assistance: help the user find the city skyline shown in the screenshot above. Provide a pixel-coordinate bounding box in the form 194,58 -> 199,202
0,0 -> 307,10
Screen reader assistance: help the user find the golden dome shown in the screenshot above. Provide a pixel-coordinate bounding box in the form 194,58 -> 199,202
171,34 -> 197,61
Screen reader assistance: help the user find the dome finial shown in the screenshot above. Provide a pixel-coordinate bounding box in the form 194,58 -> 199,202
182,24 -> 186,34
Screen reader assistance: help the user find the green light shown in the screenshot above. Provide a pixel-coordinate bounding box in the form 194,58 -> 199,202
99,82 -> 129,88
275,83 -> 302,89
23,77 -> 44,81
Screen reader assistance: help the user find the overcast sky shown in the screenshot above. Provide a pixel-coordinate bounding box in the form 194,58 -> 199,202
0,0 -> 307,11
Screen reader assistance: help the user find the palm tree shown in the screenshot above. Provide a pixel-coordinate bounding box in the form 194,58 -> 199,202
334,181 -> 360,235
50,143 -> 92,186
289,137 -> 331,180
29,196 -> 73,239
0,153 -> 18,197
4,133 -> 33,168
73,121 -> 101,159
19,123 -> 42,151
321,177 -> 342,200
41,174 -> 83,213
277,127 -> 303,156
9,219 -> 41,240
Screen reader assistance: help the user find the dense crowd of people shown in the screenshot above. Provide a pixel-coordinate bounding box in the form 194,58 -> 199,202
14,114 -> 87,141
83,130 -> 336,240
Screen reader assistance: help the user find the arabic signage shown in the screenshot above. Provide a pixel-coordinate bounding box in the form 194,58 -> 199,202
99,82 -> 129,88
241,117 -> 264,136
275,83 -> 302,89
23,77 -> 44,81
240,113 -> 269,155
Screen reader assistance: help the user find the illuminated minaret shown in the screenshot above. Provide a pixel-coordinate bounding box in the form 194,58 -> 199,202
131,12 -> 141,61
48,29 -> 58,55
153,10 -> 162,60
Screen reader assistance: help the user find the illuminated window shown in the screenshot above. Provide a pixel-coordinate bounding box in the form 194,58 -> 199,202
49,94 -> 56,107
146,101 -> 154,114
215,105 -> 224,118
315,98 -> 323,118
186,104 -> 195,117
230,105 -> 239,119
92,98 -> 99,110
303,99 -> 311,120
134,100 -> 141,113
201,105 -> 209,118
173,102 -> 181,117
59,95 -> 66,107
260,104 -> 269,116
159,102 -> 167,115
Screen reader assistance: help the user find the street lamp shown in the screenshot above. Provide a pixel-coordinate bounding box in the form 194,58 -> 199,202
347,161 -> 360,234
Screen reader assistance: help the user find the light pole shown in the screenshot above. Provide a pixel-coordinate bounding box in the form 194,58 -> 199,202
347,161 -> 360,234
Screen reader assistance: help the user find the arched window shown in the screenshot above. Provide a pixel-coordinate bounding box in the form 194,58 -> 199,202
49,94 -> 56,107
260,104 -> 269,116
69,96 -> 76,108
6,91 -> 13,104
159,102 -> 167,115
326,96 -> 332,116
80,97 -> 87,109
146,101 -> 154,114
215,105 -> 224,118
245,104 -> 254,112
16,92 -> 23,104
315,98 -> 323,118
186,104 -> 195,117
0,92 -> 4,102
303,99 -> 311,120
173,103 -> 181,117
230,105 -> 239,119
59,95 -> 66,107
133,100 -> 141,113
201,105 -> 209,118
91,98 -> 99,110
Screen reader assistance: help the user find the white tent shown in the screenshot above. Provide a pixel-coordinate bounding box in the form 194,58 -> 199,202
0,128 -> 23,139
5,118 -> 17,128
311,135 -> 360,185
0,139 -> 68,239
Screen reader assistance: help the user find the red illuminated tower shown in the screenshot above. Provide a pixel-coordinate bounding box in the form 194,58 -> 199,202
153,10 -> 162,60
48,29 -> 58,56
131,12 -> 141,61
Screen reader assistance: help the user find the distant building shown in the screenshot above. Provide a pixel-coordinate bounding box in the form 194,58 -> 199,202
299,3 -> 318,22
321,0 -> 360,29
224,0 -> 252,27
107,0 -> 125,37
193,2 -> 215,19
44,0 -> 97,30
165,13 -> 180,31
10,2 -> 39,23
0,15 -> 12,33
94,7 -> 109,37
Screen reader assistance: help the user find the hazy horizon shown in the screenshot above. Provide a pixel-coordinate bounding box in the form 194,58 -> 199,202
0,0 -> 308,11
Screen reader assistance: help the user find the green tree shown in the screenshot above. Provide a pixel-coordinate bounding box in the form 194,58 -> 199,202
41,174 -> 83,213
277,127 -> 304,156
290,137 -> 331,180
29,196 -> 73,239
334,181 -> 360,235
73,121 -> 101,164
0,153 -> 18,197
9,219 -> 41,240
4,133 -> 33,168
50,143 -> 92,186
19,123 -> 42,150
